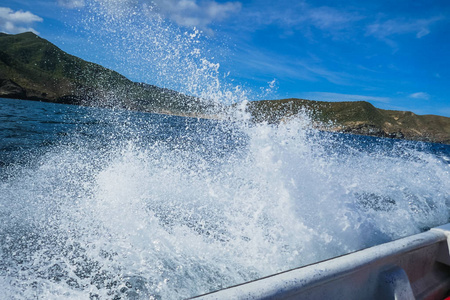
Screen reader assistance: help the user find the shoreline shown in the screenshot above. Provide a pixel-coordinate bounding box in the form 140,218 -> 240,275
2,96 -> 450,145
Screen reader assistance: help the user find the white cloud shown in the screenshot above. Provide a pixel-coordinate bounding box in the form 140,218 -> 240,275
152,0 -> 241,34
299,92 -> 391,104
0,7 -> 43,34
305,5 -> 363,31
63,0 -> 241,33
240,2 -> 363,39
366,16 -> 443,40
409,92 -> 430,100
233,44 -> 356,86
57,0 -> 86,9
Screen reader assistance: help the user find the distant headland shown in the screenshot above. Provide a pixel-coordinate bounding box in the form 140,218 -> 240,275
245,99 -> 450,144
1,32 -> 449,144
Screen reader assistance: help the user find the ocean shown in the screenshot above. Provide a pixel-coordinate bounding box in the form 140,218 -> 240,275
1,97 -> 449,299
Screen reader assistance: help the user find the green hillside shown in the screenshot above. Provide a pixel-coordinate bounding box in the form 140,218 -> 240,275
0,32 -> 216,115
246,98 -> 450,144
1,32 -> 449,143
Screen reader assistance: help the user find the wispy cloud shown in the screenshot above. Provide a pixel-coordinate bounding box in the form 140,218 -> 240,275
366,16 -> 443,42
57,0 -> 85,9
233,44 -> 356,86
152,0 -> 242,34
409,92 -> 430,100
58,0 -> 241,34
240,1 -> 363,39
299,92 -> 391,103
0,7 -> 43,34
305,5 -> 363,32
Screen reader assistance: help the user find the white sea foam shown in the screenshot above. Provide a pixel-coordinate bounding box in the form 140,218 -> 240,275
1,1 -> 449,298
1,112 -> 449,298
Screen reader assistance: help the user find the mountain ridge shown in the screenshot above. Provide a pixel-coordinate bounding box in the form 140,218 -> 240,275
0,32 -> 217,116
245,99 -> 450,144
1,32 -> 449,144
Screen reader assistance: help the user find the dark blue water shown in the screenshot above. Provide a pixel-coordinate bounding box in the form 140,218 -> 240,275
1,98 -> 449,299
0,98 -> 246,170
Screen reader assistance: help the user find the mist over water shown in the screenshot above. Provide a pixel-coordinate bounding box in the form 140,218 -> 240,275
76,0 -> 249,105
1,0 -> 450,299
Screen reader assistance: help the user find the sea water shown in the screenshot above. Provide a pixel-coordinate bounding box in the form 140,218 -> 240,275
0,97 -> 449,299
2,1 -> 450,298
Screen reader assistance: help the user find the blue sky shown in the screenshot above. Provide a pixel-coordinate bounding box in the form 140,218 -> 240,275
1,0 -> 450,117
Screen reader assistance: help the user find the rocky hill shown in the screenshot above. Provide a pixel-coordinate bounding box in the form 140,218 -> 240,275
1,32 -> 449,144
0,32 -> 217,116
245,99 -> 450,144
